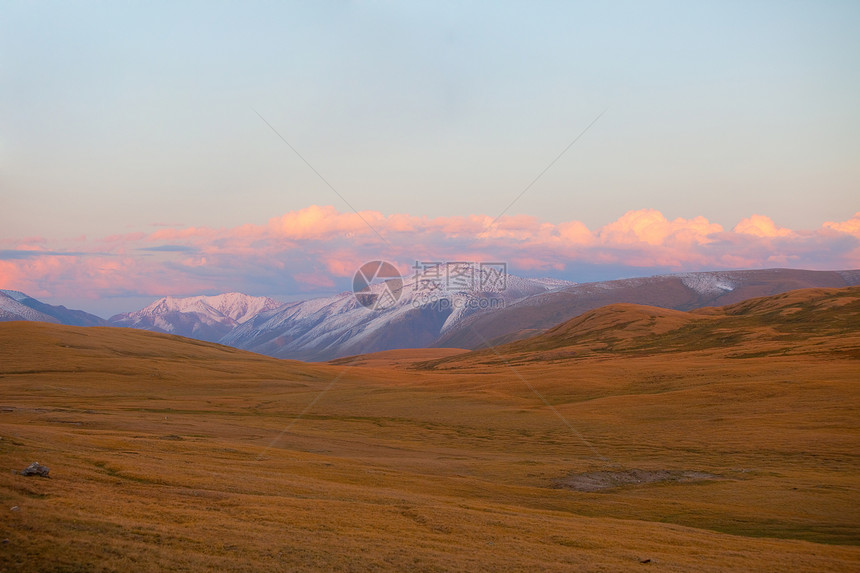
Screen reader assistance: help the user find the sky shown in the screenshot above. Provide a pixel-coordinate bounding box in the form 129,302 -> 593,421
1,1 -> 859,316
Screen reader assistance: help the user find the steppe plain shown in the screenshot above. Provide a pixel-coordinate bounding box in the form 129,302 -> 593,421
1,287 -> 858,571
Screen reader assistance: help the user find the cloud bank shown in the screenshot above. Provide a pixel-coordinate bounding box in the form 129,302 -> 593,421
2,206 -> 858,308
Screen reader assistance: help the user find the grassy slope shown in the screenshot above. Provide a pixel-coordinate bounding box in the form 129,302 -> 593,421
1,288 -> 859,571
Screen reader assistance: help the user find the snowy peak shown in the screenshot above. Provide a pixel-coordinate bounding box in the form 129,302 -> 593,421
200,292 -> 284,323
110,293 -> 284,342
134,293 -> 282,324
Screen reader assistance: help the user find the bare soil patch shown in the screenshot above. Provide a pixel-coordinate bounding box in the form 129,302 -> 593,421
554,469 -> 723,492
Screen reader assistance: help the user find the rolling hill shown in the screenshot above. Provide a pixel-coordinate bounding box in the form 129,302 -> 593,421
435,268 -> 860,349
420,286 -> 860,369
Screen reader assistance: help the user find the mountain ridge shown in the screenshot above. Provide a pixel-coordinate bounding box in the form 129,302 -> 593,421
0,289 -> 107,326
220,273 -> 575,361
418,285 -> 860,369
435,268 -> 860,349
109,292 -> 283,342
4,268 -> 859,360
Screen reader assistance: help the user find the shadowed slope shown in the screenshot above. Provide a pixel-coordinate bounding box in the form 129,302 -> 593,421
0,290 -> 107,326
422,286 -> 860,368
0,321 -> 327,377
436,268 -> 860,349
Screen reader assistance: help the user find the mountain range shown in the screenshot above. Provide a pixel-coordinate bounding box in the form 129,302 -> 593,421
218,275 -> 572,361
3,268 -> 859,360
0,290 -> 107,326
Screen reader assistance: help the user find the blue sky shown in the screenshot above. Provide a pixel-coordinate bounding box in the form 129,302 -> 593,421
3,1 -> 858,238
1,2 -> 859,315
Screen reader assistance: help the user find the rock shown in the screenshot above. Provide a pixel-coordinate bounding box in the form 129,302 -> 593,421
20,462 -> 50,477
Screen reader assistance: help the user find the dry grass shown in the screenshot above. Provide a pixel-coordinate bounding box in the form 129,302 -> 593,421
1,288 -> 859,571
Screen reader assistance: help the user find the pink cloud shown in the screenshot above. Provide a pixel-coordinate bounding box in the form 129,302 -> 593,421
557,220 -> 595,245
823,212 -> 860,237
0,261 -> 28,292
733,214 -> 794,238
599,209 -> 723,246
1,206 -> 857,306
268,205 -> 381,241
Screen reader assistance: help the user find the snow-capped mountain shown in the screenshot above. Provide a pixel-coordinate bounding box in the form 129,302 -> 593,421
0,289 -> 107,326
0,291 -> 58,323
109,293 -> 283,342
103,268 -> 860,361
219,274 -> 574,361
9,268 -> 858,361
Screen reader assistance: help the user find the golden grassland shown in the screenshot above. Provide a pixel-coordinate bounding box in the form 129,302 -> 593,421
1,287 -> 859,571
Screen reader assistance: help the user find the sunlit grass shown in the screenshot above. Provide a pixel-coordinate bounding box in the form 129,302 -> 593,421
1,288 -> 858,571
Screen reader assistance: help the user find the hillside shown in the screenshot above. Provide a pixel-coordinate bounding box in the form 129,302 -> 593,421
1,289 -> 859,571
423,285 -> 860,368
219,274 -> 572,361
435,268 -> 860,349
